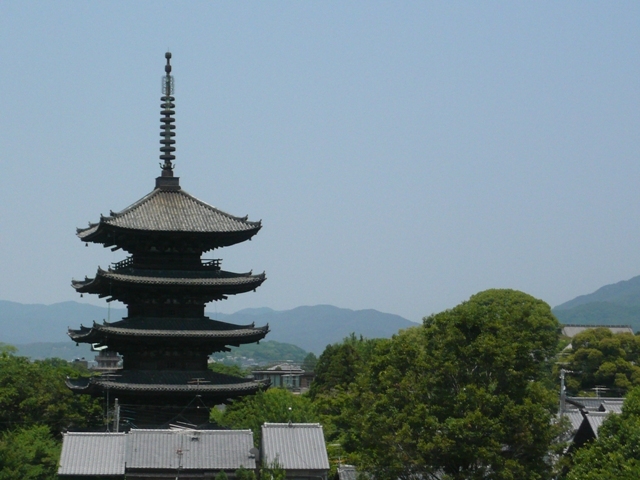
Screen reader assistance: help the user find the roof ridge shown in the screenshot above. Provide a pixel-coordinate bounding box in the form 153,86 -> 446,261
177,188 -> 260,225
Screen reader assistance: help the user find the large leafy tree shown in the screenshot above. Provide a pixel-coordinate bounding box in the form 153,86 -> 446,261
0,425 -> 60,480
309,334 -> 387,400
212,388 -> 318,445
340,289 -> 562,480
567,386 -> 640,479
0,350 -> 102,435
309,334 -> 388,458
561,327 -> 640,396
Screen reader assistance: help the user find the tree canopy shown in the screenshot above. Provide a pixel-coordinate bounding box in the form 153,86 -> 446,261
0,351 -> 102,434
323,289 -> 562,480
211,388 -> 318,445
0,349 -> 103,479
561,327 -> 640,396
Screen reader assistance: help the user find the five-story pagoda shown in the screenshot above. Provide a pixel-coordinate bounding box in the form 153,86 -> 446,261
67,53 -> 268,428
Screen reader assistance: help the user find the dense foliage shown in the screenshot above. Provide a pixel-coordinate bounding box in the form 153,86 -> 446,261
0,349 -> 102,479
0,425 -> 60,480
312,290 -> 563,480
211,388 -> 319,445
561,327 -> 640,396
0,353 -> 102,433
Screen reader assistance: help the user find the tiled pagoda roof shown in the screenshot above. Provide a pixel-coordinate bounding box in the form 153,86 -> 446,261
77,187 -> 261,247
68,317 -> 269,344
72,267 -> 266,295
66,370 -> 269,396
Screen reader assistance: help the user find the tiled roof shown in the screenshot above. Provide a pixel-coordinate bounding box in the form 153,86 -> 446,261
600,400 -> 624,414
66,370 -> 268,394
561,324 -> 634,338
585,412 -> 610,438
78,188 -> 261,237
338,465 -> 358,480
261,423 -> 329,471
58,432 -> 126,476
562,411 -> 585,433
59,429 -> 256,475
566,396 -> 620,411
73,267 -> 266,288
127,429 -> 256,470
68,317 -> 269,342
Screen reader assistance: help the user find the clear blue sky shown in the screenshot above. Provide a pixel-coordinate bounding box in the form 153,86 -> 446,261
1,2 -> 639,322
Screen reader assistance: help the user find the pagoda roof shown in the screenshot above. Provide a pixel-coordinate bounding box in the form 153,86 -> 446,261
77,187 -> 261,247
72,267 -> 266,297
66,370 -> 268,396
68,317 -> 269,344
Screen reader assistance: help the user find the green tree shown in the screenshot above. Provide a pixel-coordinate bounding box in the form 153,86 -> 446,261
338,289 -> 562,480
215,470 -> 229,480
0,425 -> 60,480
302,352 -> 318,372
209,362 -> 249,378
0,350 -> 102,435
235,466 -> 257,480
561,328 -> 640,396
261,458 -> 286,480
567,386 -> 640,479
212,388 -> 318,445
309,334 -> 387,400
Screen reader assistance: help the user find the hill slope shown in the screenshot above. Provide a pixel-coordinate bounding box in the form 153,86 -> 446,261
0,301 -> 416,355
553,275 -> 640,332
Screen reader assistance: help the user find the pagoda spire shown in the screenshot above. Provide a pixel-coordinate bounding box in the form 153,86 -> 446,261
160,52 -> 176,176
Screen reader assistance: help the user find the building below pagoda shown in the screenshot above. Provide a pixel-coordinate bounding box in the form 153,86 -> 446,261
66,53 -> 269,428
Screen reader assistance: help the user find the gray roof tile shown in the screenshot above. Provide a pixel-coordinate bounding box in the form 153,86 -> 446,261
562,411 -> 585,432
78,188 -> 261,237
126,429 -> 256,470
561,324 -> 634,338
261,423 -> 329,471
58,432 -> 126,475
600,400 -> 624,414
585,412 -> 611,438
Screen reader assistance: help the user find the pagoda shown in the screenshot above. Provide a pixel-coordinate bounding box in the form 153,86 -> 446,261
66,53 -> 269,428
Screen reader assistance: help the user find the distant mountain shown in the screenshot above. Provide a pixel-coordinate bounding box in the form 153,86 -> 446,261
221,304 -> 417,354
553,275 -> 640,332
0,300 -> 126,344
0,301 -> 416,355
13,340 -> 306,365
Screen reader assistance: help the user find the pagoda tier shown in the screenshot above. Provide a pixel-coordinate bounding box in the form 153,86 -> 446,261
77,187 -> 262,253
72,266 -> 266,315
69,317 -> 269,350
66,370 -> 268,398
66,371 -> 268,427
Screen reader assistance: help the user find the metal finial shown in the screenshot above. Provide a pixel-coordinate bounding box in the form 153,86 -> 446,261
160,52 -> 176,175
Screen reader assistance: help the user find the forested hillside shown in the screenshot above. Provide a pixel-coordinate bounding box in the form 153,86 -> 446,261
553,275 -> 640,331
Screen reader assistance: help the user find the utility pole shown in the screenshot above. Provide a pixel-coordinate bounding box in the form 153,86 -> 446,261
559,369 -> 567,416
113,398 -> 120,432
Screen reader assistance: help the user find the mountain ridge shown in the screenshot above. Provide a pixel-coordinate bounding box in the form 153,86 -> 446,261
553,275 -> 640,332
0,300 -> 417,355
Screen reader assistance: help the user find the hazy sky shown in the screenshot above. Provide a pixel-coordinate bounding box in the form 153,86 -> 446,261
1,2 -> 639,322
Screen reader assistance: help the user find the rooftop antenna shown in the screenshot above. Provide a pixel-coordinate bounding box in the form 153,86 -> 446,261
160,52 -> 176,176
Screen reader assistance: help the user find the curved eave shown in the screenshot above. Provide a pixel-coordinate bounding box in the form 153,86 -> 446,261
72,268 -> 266,295
66,376 -> 268,396
77,222 -> 262,249
68,323 -> 269,344
76,188 -> 262,249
